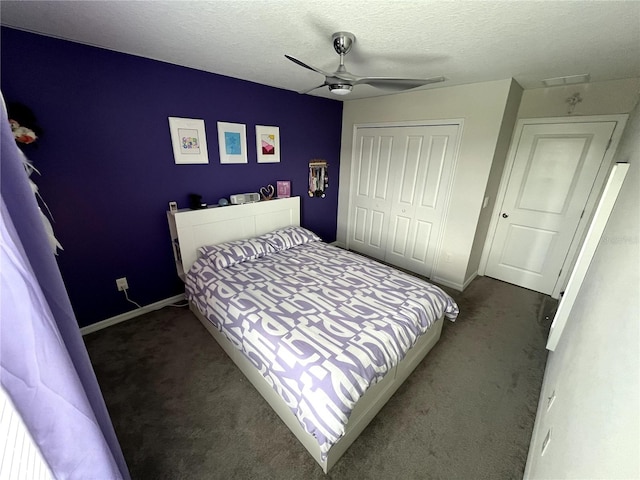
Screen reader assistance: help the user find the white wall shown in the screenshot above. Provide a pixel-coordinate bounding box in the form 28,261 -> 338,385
337,79 -> 517,290
524,98 -> 640,479
465,80 -> 522,280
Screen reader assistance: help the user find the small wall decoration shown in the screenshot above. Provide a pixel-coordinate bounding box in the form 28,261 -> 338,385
9,102 -> 62,254
309,160 -> 328,198
565,92 -> 583,114
277,180 -> 291,198
217,121 -> 248,164
256,125 -> 280,163
260,184 -> 275,201
168,117 -> 209,164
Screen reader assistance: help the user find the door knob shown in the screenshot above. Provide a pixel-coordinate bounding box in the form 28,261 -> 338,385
502,213 -> 509,218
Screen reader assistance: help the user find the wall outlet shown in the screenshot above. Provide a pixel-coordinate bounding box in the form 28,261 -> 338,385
541,428 -> 551,456
547,390 -> 556,411
116,277 -> 129,291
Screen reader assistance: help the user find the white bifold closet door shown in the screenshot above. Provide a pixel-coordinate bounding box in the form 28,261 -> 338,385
348,124 -> 459,278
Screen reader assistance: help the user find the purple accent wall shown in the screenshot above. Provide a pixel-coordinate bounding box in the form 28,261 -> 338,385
1,27 -> 343,327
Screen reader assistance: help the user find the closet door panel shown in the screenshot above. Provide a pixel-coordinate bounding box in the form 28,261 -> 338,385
389,214 -> 411,257
369,210 -> 386,248
407,132 -> 456,276
386,132 -> 422,270
386,127 -> 459,276
348,131 -> 395,260
355,136 -> 373,196
419,135 -> 449,208
397,135 -> 423,205
374,136 -> 393,200
410,220 -> 432,263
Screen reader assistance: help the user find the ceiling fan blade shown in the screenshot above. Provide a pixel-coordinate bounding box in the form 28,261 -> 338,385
285,55 -> 332,77
298,82 -> 328,94
354,76 -> 445,91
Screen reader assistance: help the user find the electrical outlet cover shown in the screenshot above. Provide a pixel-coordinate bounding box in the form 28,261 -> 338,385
116,277 -> 128,291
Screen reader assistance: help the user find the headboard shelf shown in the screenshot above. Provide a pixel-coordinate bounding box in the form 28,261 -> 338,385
167,196 -> 301,280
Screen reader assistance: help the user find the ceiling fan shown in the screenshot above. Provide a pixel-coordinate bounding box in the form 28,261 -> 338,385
285,31 -> 445,96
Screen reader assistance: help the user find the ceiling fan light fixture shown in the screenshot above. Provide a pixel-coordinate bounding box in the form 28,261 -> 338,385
329,84 -> 352,95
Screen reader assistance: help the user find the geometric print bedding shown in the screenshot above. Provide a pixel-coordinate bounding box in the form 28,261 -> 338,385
199,237 -> 275,270
256,225 -> 322,251
197,226 -> 322,269
186,233 -> 459,460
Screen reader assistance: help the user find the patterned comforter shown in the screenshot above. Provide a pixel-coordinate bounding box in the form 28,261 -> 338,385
186,227 -> 459,459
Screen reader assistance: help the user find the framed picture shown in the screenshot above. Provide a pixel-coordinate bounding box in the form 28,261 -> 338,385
168,117 -> 209,164
277,180 -> 291,198
217,122 -> 248,164
256,125 -> 280,163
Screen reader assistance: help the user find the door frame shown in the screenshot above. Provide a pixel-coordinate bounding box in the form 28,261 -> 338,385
346,118 -> 464,280
478,114 -> 628,298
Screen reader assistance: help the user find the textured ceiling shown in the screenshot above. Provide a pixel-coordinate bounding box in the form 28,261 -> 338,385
2,1 -> 639,101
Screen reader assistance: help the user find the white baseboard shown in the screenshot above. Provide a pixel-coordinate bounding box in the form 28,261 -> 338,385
463,271 -> 478,290
329,241 -> 347,248
430,276 -> 464,291
431,271 -> 479,292
80,293 -> 186,336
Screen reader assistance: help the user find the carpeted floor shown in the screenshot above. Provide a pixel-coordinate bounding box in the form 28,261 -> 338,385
84,276 -> 555,480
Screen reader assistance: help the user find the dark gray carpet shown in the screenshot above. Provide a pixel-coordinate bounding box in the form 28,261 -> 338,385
84,276 -> 555,479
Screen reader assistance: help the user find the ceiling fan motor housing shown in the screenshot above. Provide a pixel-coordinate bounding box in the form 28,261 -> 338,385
332,32 -> 355,55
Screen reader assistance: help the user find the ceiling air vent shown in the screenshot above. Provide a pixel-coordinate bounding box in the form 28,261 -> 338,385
542,74 -> 590,87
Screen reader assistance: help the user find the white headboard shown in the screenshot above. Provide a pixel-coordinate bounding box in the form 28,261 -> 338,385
167,196 -> 300,279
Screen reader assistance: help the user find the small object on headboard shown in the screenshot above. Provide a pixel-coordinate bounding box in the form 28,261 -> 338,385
188,193 -> 207,210
168,201 -> 178,213
277,180 -> 291,198
260,184 -> 275,201
230,193 -> 260,204
218,198 -> 229,207
309,160 -> 328,198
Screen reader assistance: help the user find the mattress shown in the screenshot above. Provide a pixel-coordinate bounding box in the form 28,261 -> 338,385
186,229 -> 458,459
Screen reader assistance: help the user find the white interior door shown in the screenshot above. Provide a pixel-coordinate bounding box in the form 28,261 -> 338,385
348,128 -> 395,260
385,125 -> 459,277
485,121 -> 616,294
348,124 -> 459,276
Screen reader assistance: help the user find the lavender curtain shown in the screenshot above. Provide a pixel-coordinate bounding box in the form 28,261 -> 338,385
0,95 -> 129,479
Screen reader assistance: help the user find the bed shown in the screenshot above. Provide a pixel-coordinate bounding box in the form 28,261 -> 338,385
168,197 -> 458,472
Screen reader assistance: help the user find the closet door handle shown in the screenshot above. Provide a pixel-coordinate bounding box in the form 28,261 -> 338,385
502,213 -> 509,218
